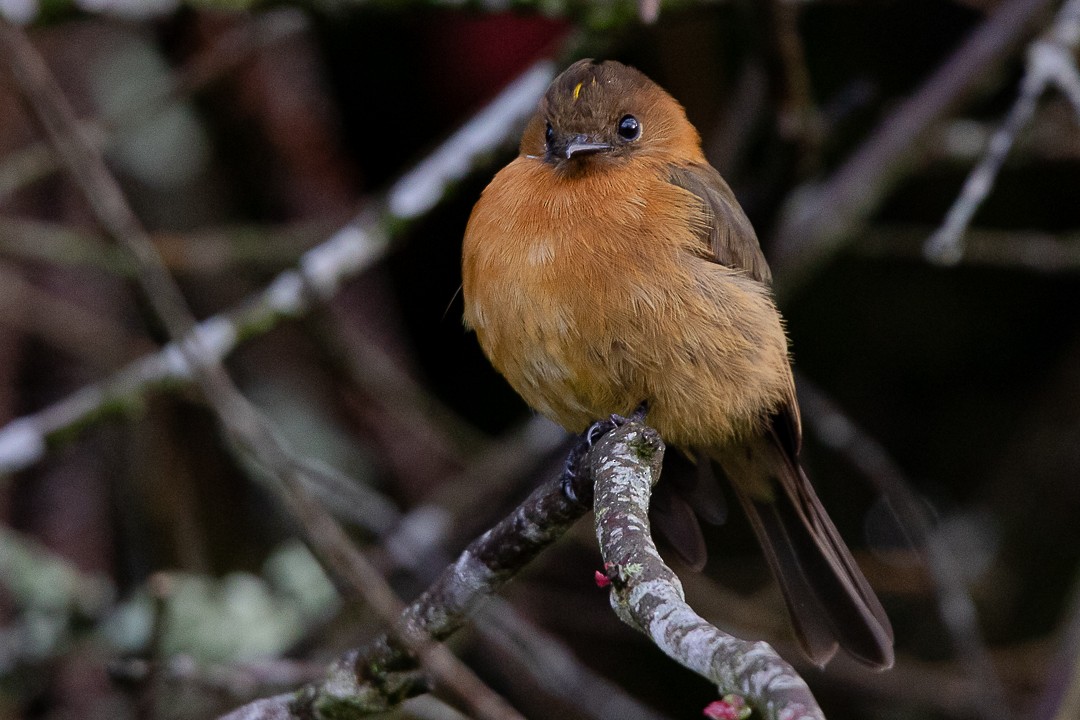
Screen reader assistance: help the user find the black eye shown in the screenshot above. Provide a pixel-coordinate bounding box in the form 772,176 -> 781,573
545,121 -> 554,147
617,115 -> 641,141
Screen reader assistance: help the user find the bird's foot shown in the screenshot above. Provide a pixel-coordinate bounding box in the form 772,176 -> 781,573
561,402 -> 649,503
586,401 -> 650,445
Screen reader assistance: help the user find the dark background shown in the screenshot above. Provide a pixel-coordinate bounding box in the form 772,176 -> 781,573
1,1 -> 1078,718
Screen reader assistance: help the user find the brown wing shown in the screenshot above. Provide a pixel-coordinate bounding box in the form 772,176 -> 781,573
668,162 -> 772,284
669,162 -> 801,449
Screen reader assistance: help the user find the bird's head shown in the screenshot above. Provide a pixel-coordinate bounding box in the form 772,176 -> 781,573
520,59 -> 702,174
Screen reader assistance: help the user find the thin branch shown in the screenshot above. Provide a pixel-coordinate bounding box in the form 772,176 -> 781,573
591,421 -> 825,720
0,261 -> 152,368
232,413 -> 666,720
771,0 -> 1057,298
1035,571 -> 1080,720
247,445 -> 525,720
0,56 -> 555,476
766,0 -> 823,167
475,598 -> 675,720
0,20 -> 529,720
222,441 -> 597,719
0,8 -> 308,204
0,215 -> 342,275
856,224 -> 1080,272
925,0 -> 1080,263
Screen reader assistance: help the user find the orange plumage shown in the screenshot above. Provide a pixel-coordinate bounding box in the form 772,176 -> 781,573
462,59 -> 893,669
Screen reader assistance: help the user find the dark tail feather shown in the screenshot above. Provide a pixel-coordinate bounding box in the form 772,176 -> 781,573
651,449 -> 731,570
651,480 -> 708,571
726,444 -> 895,669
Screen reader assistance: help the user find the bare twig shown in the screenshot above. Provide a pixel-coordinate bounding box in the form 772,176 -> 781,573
591,421 -> 825,720
0,20 -> 527,720
0,57 -> 555,476
0,261 -> 151,367
256,454 -> 526,720
0,215 -> 341,275
925,0 -> 1080,264
221,440 -> 596,719
766,0 -> 822,166
0,8 -> 308,204
1035,573 -> 1080,720
857,224 -> 1080,272
771,0 -> 1057,297
230,414 -> 666,720
476,598 -> 675,720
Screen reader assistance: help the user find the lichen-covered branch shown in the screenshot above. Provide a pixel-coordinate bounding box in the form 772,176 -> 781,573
217,440 -> 597,719
287,463 -> 594,718
591,421 -> 825,720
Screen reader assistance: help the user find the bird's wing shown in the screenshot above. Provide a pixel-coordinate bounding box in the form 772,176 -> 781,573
668,161 -> 800,448
667,162 -> 772,284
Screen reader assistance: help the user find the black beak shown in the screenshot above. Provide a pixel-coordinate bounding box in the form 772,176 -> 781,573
565,137 -> 611,159
550,133 -> 611,161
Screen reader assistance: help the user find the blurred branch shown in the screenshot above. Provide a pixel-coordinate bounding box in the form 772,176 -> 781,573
857,224 -> 1080,272
0,215 -> 342,275
766,0 -> 823,166
795,377 -> 1013,720
0,261 -> 151,367
925,0 -> 1080,264
771,0 -> 1057,298
223,437 -> 596,719
0,19 -> 525,720
591,421 -> 824,720
929,103 -> 1080,165
475,597 -> 675,720
109,656 -> 324,701
0,56 -> 556,476
0,8 -> 308,204
1036,572 -> 1080,720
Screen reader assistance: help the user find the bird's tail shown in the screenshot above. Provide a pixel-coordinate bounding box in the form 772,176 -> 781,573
717,435 -> 895,669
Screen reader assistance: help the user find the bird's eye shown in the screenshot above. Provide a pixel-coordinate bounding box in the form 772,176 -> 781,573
545,121 -> 555,148
617,115 -> 641,141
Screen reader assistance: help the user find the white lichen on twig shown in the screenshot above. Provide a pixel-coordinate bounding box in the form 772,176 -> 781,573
591,421 -> 825,720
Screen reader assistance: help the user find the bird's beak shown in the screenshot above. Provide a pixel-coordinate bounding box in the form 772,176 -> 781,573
561,135 -> 611,160
552,133 -> 613,160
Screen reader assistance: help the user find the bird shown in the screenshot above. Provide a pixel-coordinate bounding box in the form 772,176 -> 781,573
460,58 -> 893,669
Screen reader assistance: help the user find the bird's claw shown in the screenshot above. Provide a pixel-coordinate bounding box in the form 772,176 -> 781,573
585,402 -> 649,447
585,417 -> 619,447
560,441 -> 590,504
561,402 -> 649,503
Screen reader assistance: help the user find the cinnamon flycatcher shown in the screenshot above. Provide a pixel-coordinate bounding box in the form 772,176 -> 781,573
461,59 -> 893,669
